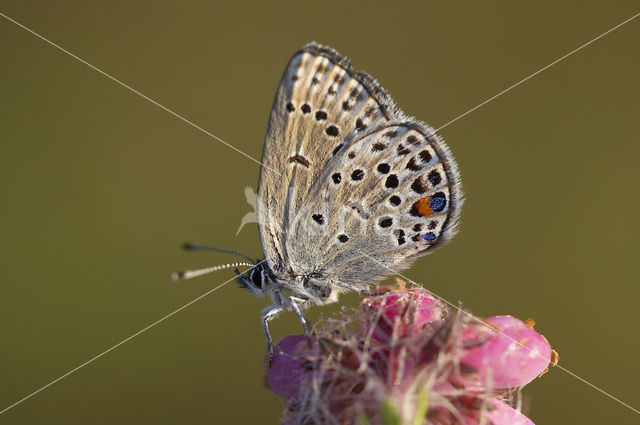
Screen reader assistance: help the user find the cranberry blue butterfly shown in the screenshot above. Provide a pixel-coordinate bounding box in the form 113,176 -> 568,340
174,42 -> 463,356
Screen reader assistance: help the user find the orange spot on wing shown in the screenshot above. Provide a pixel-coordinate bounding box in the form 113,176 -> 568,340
416,196 -> 434,216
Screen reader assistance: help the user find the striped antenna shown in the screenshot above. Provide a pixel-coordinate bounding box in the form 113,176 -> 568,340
181,243 -> 255,263
171,262 -> 254,281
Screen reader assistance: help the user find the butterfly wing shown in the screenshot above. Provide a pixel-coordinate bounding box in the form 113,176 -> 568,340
257,43 -> 393,272
299,122 -> 462,291
257,42 -> 462,291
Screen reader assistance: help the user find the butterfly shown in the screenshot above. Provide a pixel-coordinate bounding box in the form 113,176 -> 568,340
174,42 -> 463,356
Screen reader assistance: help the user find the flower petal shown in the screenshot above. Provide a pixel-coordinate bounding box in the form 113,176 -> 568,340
267,335 -> 311,399
362,288 -> 447,343
461,315 -> 552,389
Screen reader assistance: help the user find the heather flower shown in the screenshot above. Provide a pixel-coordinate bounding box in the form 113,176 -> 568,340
266,281 -> 557,425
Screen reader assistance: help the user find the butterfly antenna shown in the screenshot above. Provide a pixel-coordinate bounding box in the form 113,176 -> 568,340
171,262 -> 254,281
181,243 -> 255,263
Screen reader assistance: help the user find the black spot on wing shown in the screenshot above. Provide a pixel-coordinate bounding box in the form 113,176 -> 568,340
377,163 -> 390,174
385,174 -> 399,188
312,214 -> 324,225
428,170 -> 442,186
372,142 -> 386,152
379,217 -> 393,228
326,125 -> 340,137
288,155 -> 310,168
397,144 -> 410,156
406,157 -> 421,171
351,169 -> 365,181
419,150 -> 432,163
389,195 -> 401,206
411,176 -> 428,194
406,135 -> 419,145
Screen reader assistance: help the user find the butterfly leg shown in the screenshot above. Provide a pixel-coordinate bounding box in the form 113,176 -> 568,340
261,304 -> 283,358
288,296 -> 312,336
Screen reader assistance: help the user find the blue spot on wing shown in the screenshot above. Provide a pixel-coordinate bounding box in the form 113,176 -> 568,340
429,192 -> 447,213
422,232 -> 436,242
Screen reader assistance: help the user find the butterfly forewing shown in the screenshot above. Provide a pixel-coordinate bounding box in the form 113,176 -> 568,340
258,44 -> 392,269
257,43 -> 462,291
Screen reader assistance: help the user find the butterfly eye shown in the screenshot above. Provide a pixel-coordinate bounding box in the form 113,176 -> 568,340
250,268 -> 263,289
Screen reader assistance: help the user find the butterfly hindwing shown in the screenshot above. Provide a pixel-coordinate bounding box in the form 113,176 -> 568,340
290,122 -> 462,290
257,42 -> 462,291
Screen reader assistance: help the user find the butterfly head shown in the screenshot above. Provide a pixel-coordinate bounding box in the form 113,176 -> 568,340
237,262 -> 271,298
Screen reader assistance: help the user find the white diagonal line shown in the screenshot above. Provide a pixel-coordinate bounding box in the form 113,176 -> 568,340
0,5 -> 638,417
435,11 -> 640,132
361,11 -> 639,176
358,250 -> 639,415
0,11 -> 282,177
3,9 -> 638,175
0,260 -> 265,415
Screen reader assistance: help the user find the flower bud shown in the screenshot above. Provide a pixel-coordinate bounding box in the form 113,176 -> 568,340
461,315 -> 552,389
267,335 -> 312,399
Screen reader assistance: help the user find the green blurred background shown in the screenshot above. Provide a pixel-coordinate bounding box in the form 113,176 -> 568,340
1,1 -> 638,424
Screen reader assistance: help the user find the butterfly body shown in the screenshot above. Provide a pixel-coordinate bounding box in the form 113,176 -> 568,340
235,42 -> 463,354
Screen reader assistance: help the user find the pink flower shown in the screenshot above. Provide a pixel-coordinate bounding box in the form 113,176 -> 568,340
267,335 -> 313,399
362,286 -> 447,343
266,283 -> 557,425
460,315 -> 553,389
